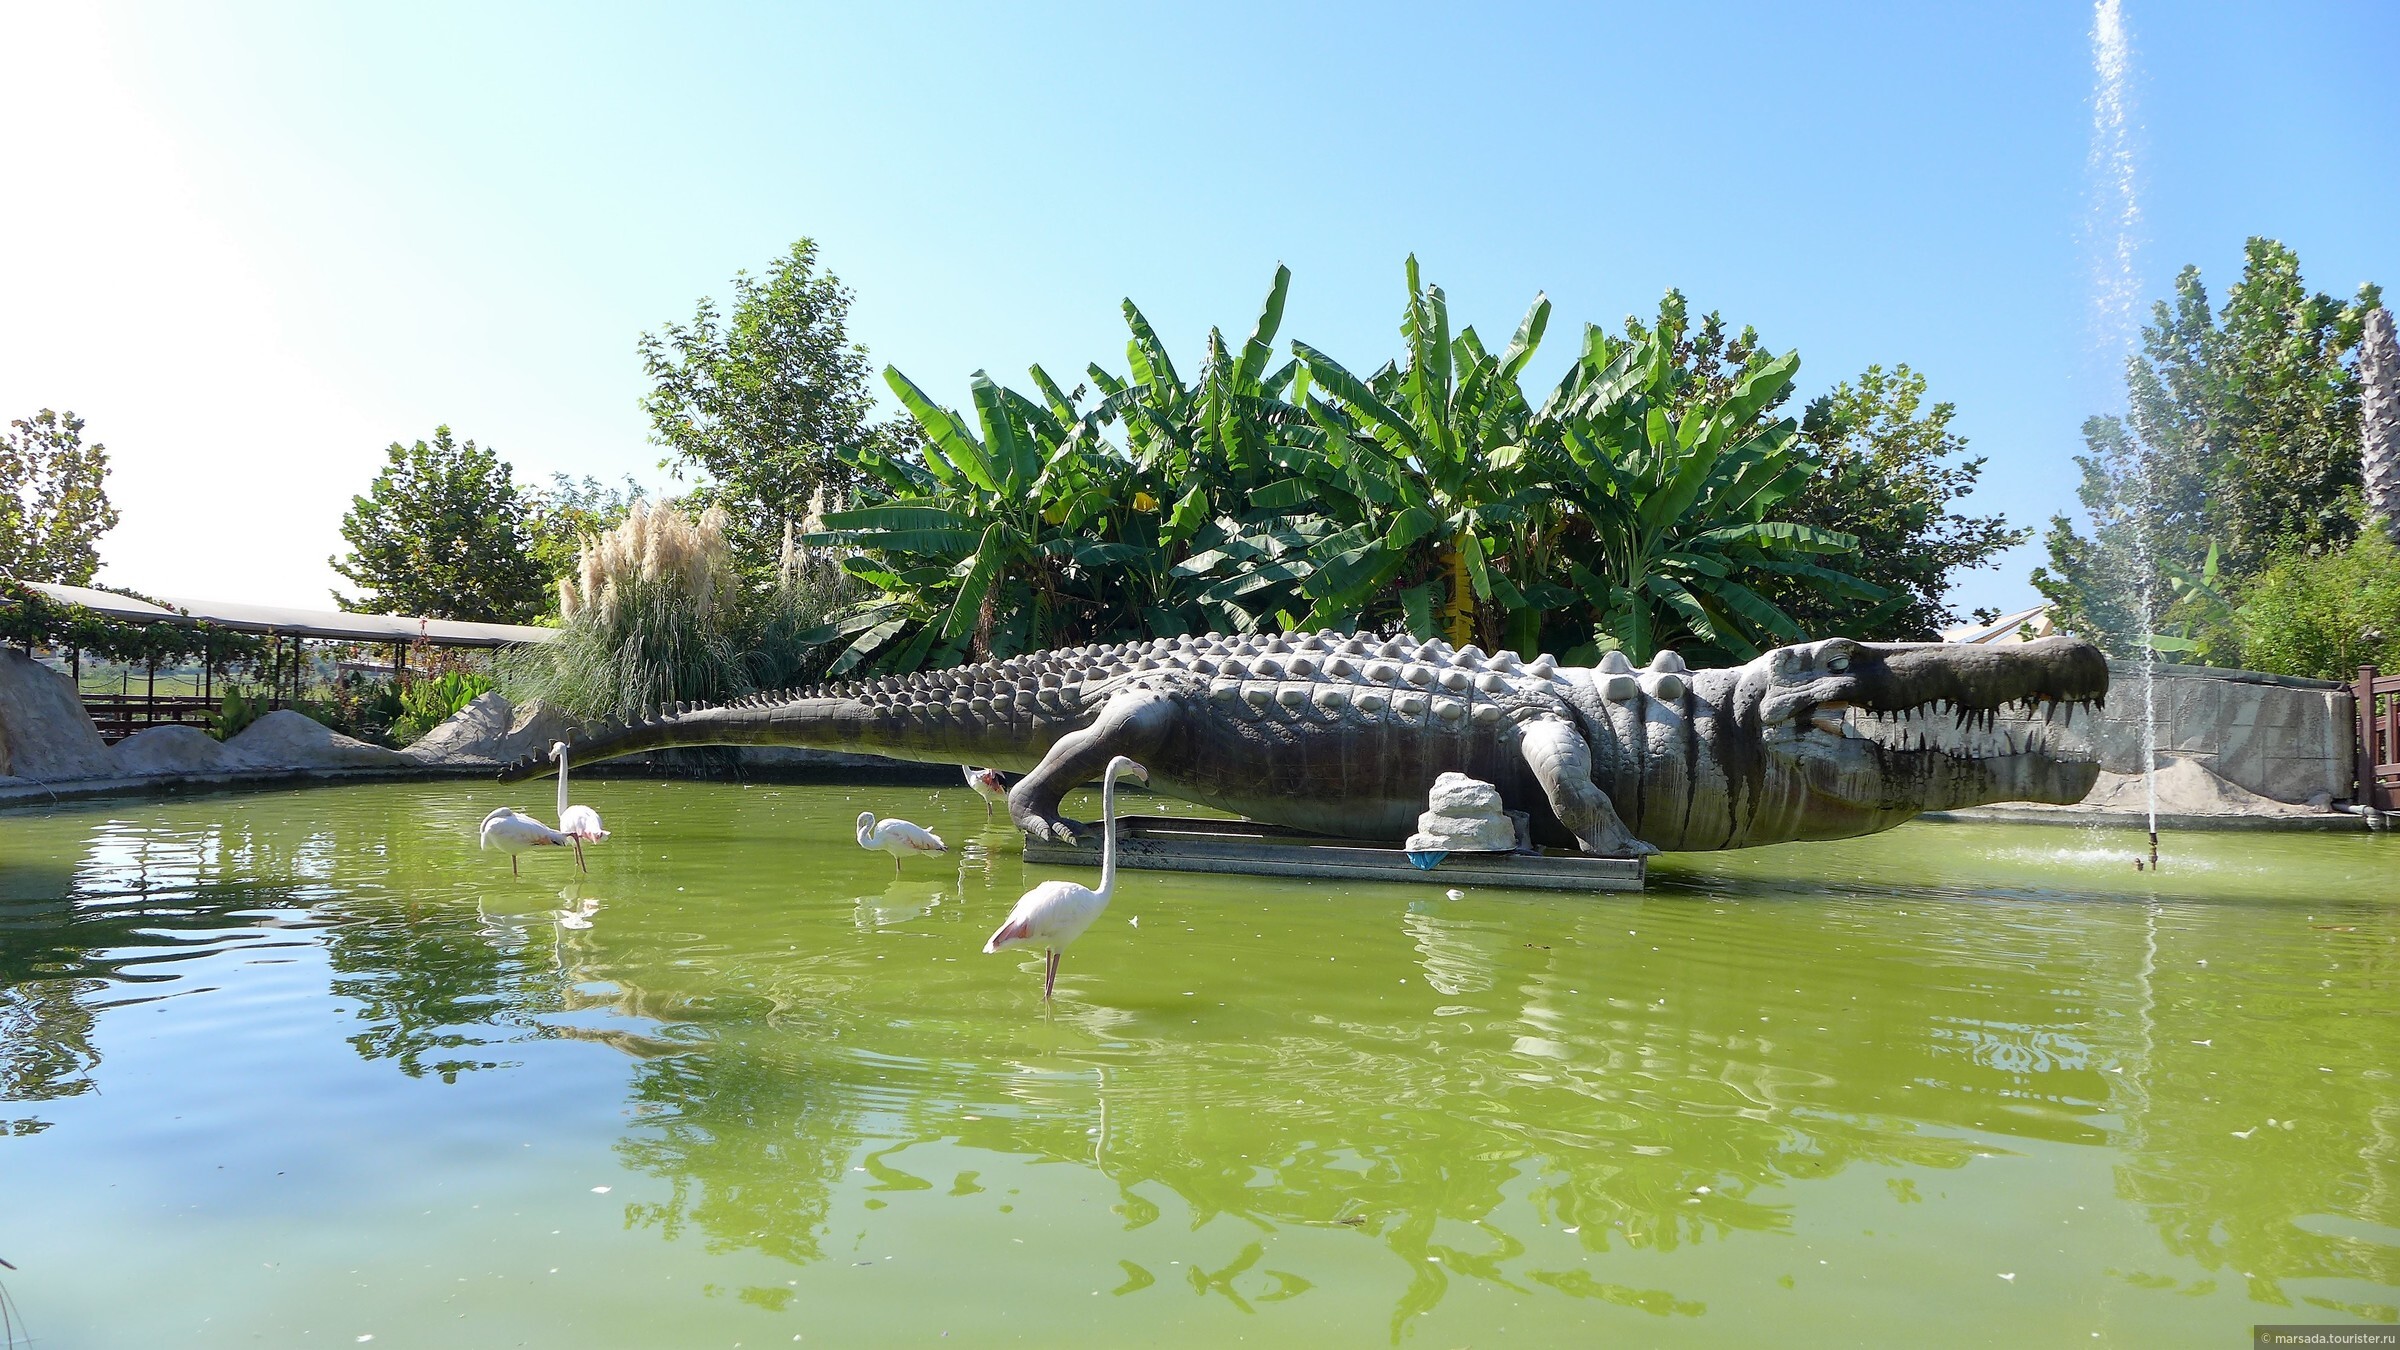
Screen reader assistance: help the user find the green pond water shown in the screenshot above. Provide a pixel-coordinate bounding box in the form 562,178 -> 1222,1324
0,781 -> 2394,1347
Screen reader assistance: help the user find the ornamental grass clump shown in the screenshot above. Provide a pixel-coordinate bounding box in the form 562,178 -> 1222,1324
499,497 -> 849,723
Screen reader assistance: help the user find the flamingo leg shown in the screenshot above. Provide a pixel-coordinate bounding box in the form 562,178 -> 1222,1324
572,837 -> 587,873
892,853 -> 902,878
1043,949 -> 1059,1000
511,854 -> 520,877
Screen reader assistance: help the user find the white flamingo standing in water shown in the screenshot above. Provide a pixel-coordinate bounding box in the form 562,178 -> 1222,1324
963,766 -> 1008,819
985,755 -> 1145,1001
551,740 -> 609,872
857,812 -> 945,877
480,807 -> 570,875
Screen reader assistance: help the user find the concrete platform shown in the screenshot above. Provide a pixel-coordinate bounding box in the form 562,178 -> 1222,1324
1024,815 -> 1646,892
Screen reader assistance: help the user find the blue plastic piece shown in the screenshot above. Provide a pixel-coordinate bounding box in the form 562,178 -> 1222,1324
1405,849 -> 1449,870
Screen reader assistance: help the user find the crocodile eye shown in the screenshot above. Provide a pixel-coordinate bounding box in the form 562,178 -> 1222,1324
1826,654 -> 1850,674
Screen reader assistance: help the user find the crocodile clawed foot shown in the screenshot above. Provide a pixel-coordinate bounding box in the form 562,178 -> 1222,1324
1011,814 -> 1095,846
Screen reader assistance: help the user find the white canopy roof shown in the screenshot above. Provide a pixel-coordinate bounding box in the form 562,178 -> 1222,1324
1939,604 -> 2058,646
8,580 -> 555,648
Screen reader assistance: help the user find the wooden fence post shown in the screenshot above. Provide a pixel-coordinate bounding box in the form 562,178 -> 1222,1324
2360,665 -> 2382,811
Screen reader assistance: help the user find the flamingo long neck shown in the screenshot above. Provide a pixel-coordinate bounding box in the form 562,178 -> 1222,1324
555,749 -> 571,821
1097,765 -> 1123,898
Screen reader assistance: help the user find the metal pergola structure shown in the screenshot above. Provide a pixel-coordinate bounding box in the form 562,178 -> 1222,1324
6,579 -> 555,717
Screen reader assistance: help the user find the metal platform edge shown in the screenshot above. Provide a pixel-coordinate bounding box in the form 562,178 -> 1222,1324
1023,816 -> 1644,892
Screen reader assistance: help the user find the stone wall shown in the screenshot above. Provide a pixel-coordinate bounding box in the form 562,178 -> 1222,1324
2092,661 -> 2356,806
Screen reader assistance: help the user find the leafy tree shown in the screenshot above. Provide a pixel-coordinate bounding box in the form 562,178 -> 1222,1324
1782,365 -> 2027,639
2037,239 -> 2384,652
2233,519 -> 2400,682
331,427 -> 549,621
640,238 -> 895,562
1,409 -> 120,585
527,472 -> 647,583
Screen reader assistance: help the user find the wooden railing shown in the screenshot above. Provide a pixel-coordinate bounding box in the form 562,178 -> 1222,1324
82,693 -> 218,744
2358,665 -> 2400,812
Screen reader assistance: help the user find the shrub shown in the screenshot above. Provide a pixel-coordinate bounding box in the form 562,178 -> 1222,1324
209,691 -> 273,741
2237,527 -> 2400,681
391,671 -> 496,745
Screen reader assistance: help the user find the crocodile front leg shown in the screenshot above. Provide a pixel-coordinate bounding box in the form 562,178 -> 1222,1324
1008,689 -> 1179,842
1518,717 -> 1658,858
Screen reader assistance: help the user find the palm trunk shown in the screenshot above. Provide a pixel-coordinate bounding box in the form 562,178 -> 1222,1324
2363,308 -> 2399,545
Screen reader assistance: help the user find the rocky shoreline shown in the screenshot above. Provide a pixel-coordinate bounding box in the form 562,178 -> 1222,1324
0,650 -> 918,807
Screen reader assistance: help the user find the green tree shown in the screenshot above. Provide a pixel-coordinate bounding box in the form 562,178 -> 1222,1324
2235,523 -> 2400,682
331,427 -> 549,621
640,238 -> 893,562
526,472 -> 647,584
1783,365 -> 2027,639
1,409 -> 120,585
2037,239 -> 2384,652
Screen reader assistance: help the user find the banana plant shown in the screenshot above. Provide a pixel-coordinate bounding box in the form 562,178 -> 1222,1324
811,366 -> 1127,669
1080,265 -> 1326,633
1539,332 -> 1882,663
1277,256 -> 1558,644
2144,541 -> 2243,665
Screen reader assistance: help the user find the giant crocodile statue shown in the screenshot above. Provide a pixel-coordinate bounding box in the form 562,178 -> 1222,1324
498,632 -> 2108,856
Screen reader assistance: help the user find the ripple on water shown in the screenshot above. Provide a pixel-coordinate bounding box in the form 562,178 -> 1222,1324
0,782 -> 2393,1345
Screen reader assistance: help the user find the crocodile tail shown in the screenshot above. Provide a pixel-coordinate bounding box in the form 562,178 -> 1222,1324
494,684 -> 1078,783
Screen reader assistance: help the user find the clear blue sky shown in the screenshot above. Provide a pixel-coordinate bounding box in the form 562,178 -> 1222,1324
2,2 -> 2392,616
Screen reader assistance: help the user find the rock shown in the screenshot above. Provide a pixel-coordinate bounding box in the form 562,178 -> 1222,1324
1426,773 -> 1504,818
399,693 -> 571,767
223,711 -> 409,770
0,649 -> 116,782
111,724 -> 236,775
1405,771 -> 1519,853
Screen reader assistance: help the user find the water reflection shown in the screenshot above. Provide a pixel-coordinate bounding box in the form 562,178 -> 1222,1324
1,790 -> 2394,1337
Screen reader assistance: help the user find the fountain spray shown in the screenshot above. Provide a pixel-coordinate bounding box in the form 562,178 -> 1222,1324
2086,0 -> 2158,870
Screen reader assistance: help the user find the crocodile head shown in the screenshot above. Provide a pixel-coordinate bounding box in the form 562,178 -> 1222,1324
1723,635 -> 2109,842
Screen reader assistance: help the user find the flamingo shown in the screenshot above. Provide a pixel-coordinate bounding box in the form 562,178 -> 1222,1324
551,740 -> 609,872
857,812 -> 946,877
963,765 -> 1009,819
480,807 -> 570,875
984,755 -> 1146,1001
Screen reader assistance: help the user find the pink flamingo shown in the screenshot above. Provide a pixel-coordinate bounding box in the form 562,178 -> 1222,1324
963,765 -> 1009,819
984,755 -> 1145,1000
